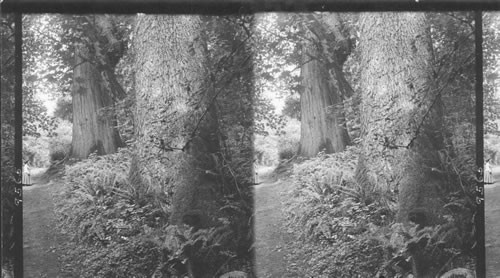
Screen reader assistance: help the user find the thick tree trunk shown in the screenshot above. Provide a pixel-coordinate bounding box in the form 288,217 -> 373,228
298,14 -> 351,158
133,15 -> 220,229
359,12 -> 445,278
71,43 -> 122,159
133,16 -> 255,276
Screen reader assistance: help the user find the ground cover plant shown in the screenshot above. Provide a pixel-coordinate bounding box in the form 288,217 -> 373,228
283,141 -> 476,277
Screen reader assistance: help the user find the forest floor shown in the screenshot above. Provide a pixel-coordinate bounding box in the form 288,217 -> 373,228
254,165 -> 296,278
23,168 -> 69,278
486,165 -> 500,278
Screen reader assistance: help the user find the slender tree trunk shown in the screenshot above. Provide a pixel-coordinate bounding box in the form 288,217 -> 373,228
298,14 -> 351,158
71,43 -> 122,159
359,12 -> 445,278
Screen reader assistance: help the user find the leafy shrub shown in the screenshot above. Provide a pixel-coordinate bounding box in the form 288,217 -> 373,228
55,148 -> 172,276
48,120 -> 72,162
278,146 -> 296,160
284,147 -> 397,277
23,135 -> 50,167
254,134 -> 279,166
56,148 -> 252,277
50,149 -> 67,162
277,118 -> 300,161
284,143 -> 475,277
58,148 -> 168,241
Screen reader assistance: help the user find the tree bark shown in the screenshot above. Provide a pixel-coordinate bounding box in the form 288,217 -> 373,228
133,15 -> 220,229
71,43 -> 122,159
133,15 -> 256,277
359,12 -> 445,277
298,13 -> 351,158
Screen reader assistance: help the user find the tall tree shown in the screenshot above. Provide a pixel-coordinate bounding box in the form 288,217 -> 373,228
298,13 -> 352,157
133,14 -> 214,226
133,14 -> 254,277
71,42 -> 122,158
70,15 -> 125,158
358,13 -> 445,277
253,13 -> 352,157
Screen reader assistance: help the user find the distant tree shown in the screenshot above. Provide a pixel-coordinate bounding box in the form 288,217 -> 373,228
23,15 -> 128,159
254,13 -> 353,157
69,15 -> 126,158
297,13 -> 352,157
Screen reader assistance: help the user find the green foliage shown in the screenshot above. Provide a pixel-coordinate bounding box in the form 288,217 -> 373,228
484,12 -> 500,135
23,135 -> 50,167
378,223 -> 475,277
485,133 -> 500,164
22,86 -> 57,138
48,120 -> 72,162
254,118 -> 300,166
55,148 -> 172,276
378,140 -> 476,276
1,13 -> 17,267
276,119 -> 300,161
281,95 -> 300,120
56,143 -> 253,277
53,95 -> 72,122
58,149 -> 164,240
284,147 -> 395,277
284,138 -> 475,276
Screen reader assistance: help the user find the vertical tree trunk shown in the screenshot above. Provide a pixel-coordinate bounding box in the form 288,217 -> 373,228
133,15 -> 255,277
133,15 -> 219,228
359,12 -> 445,278
71,43 -> 122,159
298,14 -> 351,158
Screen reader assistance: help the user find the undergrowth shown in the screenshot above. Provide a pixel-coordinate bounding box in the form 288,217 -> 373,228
54,148 -> 253,277
283,144 -> 475,277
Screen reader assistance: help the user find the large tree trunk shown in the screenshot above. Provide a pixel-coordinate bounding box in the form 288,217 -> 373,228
133,15 -> 255,277
359,12 -> 445,278
133,15 -> 221,229
298,14 -> 351,158
71,43 -> 122,159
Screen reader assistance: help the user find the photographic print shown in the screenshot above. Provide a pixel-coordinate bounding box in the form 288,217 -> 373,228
252,11 -> 477,278
7,13 -> 256,278
0,2 -> 494,278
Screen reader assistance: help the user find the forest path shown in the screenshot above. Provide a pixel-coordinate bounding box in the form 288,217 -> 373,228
486,165 -> 500,278
23,168 -> 67,278
254,166 -> 294,278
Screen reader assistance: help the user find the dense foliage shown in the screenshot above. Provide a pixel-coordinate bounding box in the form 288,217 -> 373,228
55,149 -> 167,277
276,12 -> 477,277
484,12 -> 500,163
484,13 -> 500,136
283,141 -> 475,276
46,14 -> 255,277
56,147 -> 253,277
1,13 -> 17,270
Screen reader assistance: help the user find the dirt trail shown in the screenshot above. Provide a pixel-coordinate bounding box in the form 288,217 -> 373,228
486,165 -> 500,278
254,167 -> 294,278
23,169 -> 67,278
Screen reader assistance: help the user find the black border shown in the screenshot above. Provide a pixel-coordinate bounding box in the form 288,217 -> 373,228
2,2 -> 494,278
1,0 -> 500,13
